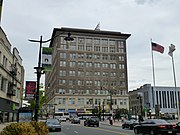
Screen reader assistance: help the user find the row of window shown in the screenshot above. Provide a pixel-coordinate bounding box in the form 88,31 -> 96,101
56,88 -> 127,95
60,53 -> 125,61
60,36 -> 125,46
59,79 -> 126,87
56,97 -> 127,106
60,61 -> 125,69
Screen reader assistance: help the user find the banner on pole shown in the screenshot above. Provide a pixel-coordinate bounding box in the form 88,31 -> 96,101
25,81 -> 36,100
42,47 -> 52,71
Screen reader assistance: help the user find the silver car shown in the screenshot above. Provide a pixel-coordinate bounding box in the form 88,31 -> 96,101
45,118 -> 61,132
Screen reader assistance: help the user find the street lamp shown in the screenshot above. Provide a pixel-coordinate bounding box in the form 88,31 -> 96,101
29,32 -> 73,121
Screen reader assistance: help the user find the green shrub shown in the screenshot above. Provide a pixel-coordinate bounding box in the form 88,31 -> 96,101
0,122 -> 37,135
30,121 -> 49,135
0,121 -> 49,135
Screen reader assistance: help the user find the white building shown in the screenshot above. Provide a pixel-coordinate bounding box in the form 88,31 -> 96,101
129,84 -> 180,118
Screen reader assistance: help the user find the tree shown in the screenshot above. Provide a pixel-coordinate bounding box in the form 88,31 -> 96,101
115,108 -> 129,120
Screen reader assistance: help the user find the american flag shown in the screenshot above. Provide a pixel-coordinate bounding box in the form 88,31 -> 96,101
152,42 -> 164,54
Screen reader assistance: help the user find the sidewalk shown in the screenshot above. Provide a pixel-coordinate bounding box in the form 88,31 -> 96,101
100,120 -> 122,127
0,122 -> 15,132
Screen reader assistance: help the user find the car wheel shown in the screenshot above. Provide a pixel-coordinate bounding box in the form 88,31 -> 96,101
134,128 -> 139,135
150,130 -> 154,135
59,128 -> 61,132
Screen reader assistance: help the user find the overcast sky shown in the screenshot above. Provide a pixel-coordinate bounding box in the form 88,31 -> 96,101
1,0 -> 180,91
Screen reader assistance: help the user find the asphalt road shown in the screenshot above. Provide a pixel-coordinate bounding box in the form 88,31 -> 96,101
49,121 -> 134,135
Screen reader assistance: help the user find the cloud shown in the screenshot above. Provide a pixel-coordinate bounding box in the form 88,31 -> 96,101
134,0 -> 161,5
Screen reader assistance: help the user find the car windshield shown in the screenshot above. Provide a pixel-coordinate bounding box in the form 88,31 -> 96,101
47,119 -> 60,125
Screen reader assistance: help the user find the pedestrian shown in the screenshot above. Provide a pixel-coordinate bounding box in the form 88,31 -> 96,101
109,116 -> 113,125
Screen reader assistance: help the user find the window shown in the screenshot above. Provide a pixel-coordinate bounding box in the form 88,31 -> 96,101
110,63 -> 116,69
102,63 -> 108,68
77,62 -> 84,68
78,98 -> 84,105
110,46 -> 115,52
69,98 -> 75,105
119,64 -> 125,69
69,89 -> 75,94
59,98 -> 66,104
78,89 -> 84,95
86,38 -> 92,44
94,62 -> 101,68
78,71 -> 84,76
58,89 -> 66,94
86,80 -> 92,86
102,39 -> 108,46
60,61 -> 66,67
86,62 -> 93,67
120,81 -> 125,87
94,46 -> 100,52
59,70 -> 66,76
110,72 -> 116,77
78,37 -> 85,43
78,53 -> 84,59
120,72 -> 125,78
102,47 -> 108,52
118,48 -> 124,53
95,80 -> 100,86
94,71 -> 100,76
109,40 -> 116,45
78,45 -> 84,51
111,81 -> 116,86
69,42 -> 76,50
70,61 -> 75,67
69,70 -> 75,76
102,72 -> 108,77
110,55 -> 116,60
102,55 -> 108,60
59,79 -> 66,85
60,53 -> 66,58
69,79 -> 75,85
86,45 -> 92,51
94,54 -> 100,60
119,56 -> 124,61
78,80 -> 84,86
86,54 -> 92,59
94,38 -> 100,45
118,40 -> 124,48
70,53 -> 76,59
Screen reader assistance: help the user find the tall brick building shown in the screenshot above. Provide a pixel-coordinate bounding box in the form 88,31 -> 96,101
45,27 -> 130,114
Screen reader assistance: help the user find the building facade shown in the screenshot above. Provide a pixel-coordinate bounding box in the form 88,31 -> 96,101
0,27 -> 24,122
129,84 -> 180,119
45,27 -> 130,114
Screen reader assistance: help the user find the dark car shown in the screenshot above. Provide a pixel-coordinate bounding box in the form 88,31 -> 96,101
122,119 -> 139,130
71,117 -> 80,124
84,116 -> 99,127
133,119 -> 176,135
175,122 -> 180,133
45,118 -> 61,132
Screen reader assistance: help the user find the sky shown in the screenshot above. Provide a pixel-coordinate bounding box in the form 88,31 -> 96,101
1,0 -> 180,91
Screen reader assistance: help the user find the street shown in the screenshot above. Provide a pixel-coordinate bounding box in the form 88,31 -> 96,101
49,121 -> 134,135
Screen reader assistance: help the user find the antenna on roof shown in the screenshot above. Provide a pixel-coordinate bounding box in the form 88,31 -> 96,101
94,22 -> 100,31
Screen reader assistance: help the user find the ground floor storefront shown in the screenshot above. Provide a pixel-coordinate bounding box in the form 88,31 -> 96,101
0,97 -> 19,123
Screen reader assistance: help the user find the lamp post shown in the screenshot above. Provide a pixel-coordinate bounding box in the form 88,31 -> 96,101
29,32 -> 73,121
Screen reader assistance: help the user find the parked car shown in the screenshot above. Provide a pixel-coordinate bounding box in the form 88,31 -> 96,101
45,118 -> 61,132
175,122 -> 180,134
71,117 -> 80,124
60,116 -> 67,122
133,119 -> 176,135
122,119 -> 139,130
84,116 -> 99,127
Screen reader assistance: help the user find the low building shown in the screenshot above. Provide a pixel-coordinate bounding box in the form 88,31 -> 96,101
129,84 -> 180,119
0,27 -> 24,122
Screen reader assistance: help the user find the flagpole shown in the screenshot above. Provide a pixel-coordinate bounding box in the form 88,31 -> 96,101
151,39 -> 157,107
171,49 -> 179,121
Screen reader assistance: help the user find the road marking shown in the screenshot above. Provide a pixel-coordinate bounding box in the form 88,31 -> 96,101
66,127 -> 69,130
84,127 -> 130,135
74,131 -> 78,133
